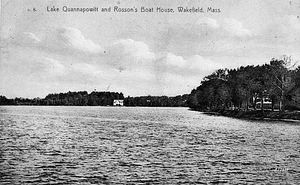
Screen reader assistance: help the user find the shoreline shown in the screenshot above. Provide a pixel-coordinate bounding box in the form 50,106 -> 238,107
192,109 -> 300,123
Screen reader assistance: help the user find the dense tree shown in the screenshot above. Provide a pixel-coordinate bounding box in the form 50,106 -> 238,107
188,56 -> 300,112
0,96 -> 14,105
266,56 -> 296,111
124,95 -> 188,107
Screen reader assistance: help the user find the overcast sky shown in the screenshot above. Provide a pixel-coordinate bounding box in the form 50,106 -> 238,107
1,0 -> 300,98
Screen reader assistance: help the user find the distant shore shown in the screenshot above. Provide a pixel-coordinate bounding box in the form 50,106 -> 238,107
192,108 -> 300,123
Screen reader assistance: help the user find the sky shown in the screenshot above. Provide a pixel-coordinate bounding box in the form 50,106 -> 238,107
1,0 -> 300,98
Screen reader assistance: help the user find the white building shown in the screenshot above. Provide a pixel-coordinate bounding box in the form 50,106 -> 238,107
113,99 -> 124,106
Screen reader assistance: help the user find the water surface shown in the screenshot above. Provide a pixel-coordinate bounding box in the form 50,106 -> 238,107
1,106 -> 299,184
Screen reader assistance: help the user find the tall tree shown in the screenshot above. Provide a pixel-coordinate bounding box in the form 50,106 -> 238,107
267,56 -> 296,111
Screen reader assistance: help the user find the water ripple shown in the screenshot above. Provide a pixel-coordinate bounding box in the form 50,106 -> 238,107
1,106 -> 300,184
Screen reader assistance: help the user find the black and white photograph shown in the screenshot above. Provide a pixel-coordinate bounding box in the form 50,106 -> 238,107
1,0 -> 300,184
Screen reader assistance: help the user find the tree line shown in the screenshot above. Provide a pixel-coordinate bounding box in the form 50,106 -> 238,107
188,56 -> 300,112
0,91 -> 124,106
124,95 -> 188,107
0,91 -> 188,107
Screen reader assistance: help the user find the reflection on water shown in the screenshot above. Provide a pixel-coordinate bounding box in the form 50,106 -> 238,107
0,106 -> 299,184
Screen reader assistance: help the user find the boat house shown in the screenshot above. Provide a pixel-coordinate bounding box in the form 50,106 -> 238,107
113,99 -> 124,106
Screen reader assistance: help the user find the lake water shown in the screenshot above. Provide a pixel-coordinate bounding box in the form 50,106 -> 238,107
0,106 -> 299,184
